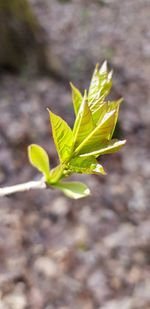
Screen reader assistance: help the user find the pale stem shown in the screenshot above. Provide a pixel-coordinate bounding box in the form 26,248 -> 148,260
0,179 -> 46,197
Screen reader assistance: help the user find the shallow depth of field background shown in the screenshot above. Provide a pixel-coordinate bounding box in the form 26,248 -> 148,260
0,1 -> 150,308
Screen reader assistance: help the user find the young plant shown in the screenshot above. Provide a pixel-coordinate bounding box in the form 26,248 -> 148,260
28,61 -> 126,199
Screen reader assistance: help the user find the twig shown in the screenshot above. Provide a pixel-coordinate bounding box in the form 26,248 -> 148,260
0,179 -> 46,197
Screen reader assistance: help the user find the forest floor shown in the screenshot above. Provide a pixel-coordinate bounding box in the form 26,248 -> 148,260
0,0 -> 150,308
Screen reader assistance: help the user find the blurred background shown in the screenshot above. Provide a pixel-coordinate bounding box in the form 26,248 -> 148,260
0,0 -> 150,308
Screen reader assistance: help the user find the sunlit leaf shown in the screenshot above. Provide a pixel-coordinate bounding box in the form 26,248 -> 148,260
98,70 -> 112,104
48,109 -> 74,163
75,109 -> 117,155
68,156 -> 106,175
70,82 -> 83,116
99,60 -> 108,75
107,99 -> 122,138
48,164 -> 64,184
73,92 -> 95,148
92,102 -> 109,126
53,181 -> 90,199
28,144 -> 50,179
88,61 -> 113,113
92,99 -> 122,142
91,163 -> 107,174
79,139 -> 126,157
88,63 -> 100,106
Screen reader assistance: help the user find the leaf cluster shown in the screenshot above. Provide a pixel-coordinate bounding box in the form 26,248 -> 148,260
28,61 -> 126,199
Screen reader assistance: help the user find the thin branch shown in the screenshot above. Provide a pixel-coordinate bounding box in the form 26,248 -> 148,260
0,179 -> 46,197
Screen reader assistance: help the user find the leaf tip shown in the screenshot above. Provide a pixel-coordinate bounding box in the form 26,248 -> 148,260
108,70 -> 113,79
83,89 -> 88,98
47,107 -> 51,115
70,81 -> 73,88
47,108 -> 54,123
28,143 -> 35,157
100,60 -> 108,73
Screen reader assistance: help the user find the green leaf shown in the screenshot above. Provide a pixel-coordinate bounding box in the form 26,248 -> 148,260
73,92 -> 95,148
88,63 -> 100,106
98,70 -> 112,104
98,61 -> 113,101
92,102 -> 109,126
70,82 -> 83,116
53,181 -> 90,199
107,99 -> 122,138
48,164 -> 64,184
88,61 -> 113,113
28,144 -> 50,179
79,139 -> 126,157
90,162 -> 107,174
48,109 -> 74,163
92,98 -> 122,127
68,156 -> 106,175
75,109 -> 117,155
